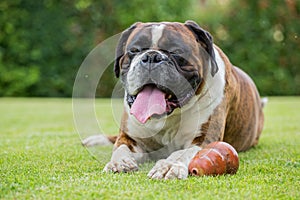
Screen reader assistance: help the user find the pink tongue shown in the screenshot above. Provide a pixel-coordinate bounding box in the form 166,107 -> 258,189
130,86 -> 166,124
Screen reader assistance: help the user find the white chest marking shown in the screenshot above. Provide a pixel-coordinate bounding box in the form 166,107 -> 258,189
151,24 -> 165,47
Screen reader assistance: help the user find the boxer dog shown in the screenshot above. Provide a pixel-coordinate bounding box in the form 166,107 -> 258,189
82,21 -> 266,179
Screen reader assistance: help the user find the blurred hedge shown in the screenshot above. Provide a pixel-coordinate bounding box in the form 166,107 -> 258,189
211,0 -> 300,96
0,0 -> 299,97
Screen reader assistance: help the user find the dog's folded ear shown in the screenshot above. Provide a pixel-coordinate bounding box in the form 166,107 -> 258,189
114,22 -> 141,78
184,20 -> 218,77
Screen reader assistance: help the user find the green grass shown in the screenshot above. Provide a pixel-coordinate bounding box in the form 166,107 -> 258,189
0,97 -> 299,199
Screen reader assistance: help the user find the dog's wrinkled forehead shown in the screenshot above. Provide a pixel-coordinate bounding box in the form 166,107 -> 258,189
126,22 -> 195,50
114,21 -> 218,78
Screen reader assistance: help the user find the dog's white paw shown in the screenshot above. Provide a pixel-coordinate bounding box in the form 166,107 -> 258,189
103,156 -> 138,173
147,159 -> 188,180
103,144 -> 139,173
82,135 -> 113,147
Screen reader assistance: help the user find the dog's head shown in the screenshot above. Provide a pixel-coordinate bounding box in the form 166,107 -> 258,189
114,21 -> 218,123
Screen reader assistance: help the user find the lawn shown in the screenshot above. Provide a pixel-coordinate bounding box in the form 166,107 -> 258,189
0,97 -> 299,199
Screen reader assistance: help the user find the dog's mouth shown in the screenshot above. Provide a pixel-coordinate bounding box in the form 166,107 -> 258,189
127,84 -> 194,123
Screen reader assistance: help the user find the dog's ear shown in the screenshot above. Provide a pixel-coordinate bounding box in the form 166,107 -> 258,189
184,20 -> 218,77
114,22 -> 140,78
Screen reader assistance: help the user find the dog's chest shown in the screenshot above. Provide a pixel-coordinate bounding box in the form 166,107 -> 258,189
125,103 -> 204,155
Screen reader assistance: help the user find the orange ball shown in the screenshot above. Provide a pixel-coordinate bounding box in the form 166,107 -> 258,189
188,141 -> 239,176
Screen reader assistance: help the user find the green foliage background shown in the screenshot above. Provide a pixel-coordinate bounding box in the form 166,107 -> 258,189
0,0 -> 299,97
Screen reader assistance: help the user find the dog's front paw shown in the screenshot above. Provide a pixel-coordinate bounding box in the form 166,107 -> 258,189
147,159 -> 188,180
103,157 -> 138,173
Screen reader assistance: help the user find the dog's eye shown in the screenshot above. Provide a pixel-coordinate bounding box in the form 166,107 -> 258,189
127,47 -> 141,58
129,47 -> 141,54
170,49 -> 184,55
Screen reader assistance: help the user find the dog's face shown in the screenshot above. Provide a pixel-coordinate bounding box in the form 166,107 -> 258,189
114,21 -> 218,123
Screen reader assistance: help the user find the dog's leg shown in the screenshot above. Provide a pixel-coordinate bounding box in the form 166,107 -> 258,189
147,146 -> 201,180
103,130 -> 148,173
82,135 -> 117,147
103,144 -> 140,173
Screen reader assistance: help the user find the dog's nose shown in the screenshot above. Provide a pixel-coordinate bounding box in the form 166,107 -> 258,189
141,51 -> 166,64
